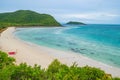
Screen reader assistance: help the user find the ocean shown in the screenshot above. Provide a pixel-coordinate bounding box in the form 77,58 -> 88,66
14,24 -> 120,67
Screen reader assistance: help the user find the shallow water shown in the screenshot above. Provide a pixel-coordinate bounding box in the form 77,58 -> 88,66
14,24 -> 120,67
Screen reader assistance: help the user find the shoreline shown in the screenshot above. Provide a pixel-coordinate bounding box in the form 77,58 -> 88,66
0,27 -> 120,77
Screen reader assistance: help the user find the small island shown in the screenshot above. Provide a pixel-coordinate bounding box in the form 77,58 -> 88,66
66,21 -> 86,25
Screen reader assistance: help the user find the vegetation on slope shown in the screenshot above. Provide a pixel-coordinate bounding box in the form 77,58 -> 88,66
0,51 -> 120,80
66,21 -> 86,25
0,10 -> 61,26
0,10 -> 61,32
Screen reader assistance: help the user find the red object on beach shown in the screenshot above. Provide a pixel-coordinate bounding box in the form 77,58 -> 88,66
8,52 -> 16,55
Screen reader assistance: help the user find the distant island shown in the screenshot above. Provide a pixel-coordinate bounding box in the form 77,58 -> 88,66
0,10 -> 61,29
66,21 -> 86,25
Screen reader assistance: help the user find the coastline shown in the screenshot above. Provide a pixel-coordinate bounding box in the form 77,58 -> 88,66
0,27 -> 120,77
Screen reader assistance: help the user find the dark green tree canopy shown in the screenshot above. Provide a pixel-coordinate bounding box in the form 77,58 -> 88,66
0,10 -> 61,26
66,21 -> 86,25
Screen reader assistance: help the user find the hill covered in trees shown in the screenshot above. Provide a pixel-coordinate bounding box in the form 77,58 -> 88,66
0,51 -> 120,80
0,10 -> 61,30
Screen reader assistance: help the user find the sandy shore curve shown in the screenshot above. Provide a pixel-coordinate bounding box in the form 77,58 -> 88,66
0,27 -> 120,77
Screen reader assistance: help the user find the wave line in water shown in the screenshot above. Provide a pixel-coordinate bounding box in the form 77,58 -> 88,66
14,24 -> 120,68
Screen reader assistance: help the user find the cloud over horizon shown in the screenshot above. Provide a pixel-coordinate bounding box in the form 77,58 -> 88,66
0,0 -> 120,24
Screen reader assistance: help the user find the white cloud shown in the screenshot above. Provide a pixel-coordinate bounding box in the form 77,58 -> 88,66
53,12 -> 120,24
59,12 -> 120,20
63,13 -> 120,19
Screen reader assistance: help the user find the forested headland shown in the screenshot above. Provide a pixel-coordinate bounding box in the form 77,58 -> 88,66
0,10 -> 61,32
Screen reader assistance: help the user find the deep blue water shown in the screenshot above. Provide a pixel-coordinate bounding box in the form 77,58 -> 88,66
14,24 -> 120,67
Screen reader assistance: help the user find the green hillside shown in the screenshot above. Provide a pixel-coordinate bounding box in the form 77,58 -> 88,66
0,10 -> 61,27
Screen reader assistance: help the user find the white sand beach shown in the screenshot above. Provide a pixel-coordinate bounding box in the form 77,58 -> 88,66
0,27 -> 120,77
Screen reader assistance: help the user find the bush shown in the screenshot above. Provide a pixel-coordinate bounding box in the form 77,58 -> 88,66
0,51 -> 15,69
0,51 -> 120,80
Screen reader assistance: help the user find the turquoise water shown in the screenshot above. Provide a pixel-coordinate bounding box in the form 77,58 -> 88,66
14,24 -> 120,67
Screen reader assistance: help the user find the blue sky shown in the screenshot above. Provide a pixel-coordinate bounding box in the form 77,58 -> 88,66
0,0 -> 120,24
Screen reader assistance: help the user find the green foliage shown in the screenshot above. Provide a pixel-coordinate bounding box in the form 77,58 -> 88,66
0,65 -> 16,80
0,51 -> 15,80
11,63 -> 45,80
113,77 -> 120,80
0,51 -> 120,80
0,51 -> 15,69
0,10 -> 61,28
0,10 -> 61,33
46,60 -> 107,80
46,59 -> 69,80
66,21 -> 86,25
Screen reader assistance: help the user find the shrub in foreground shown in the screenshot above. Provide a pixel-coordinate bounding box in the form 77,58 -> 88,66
0,51 -> 120,80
